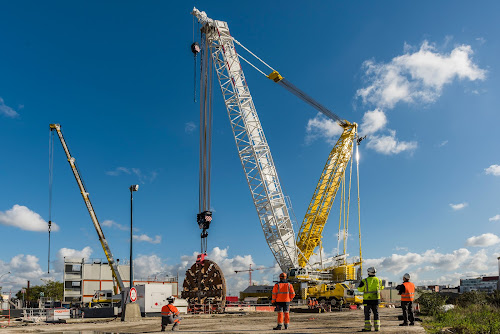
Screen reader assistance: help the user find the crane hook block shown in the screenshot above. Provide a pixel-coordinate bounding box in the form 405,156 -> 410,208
196,253 -> 207,265
267,70 -> 284,83
197,210 -> 212,230
191,42 -> 201,55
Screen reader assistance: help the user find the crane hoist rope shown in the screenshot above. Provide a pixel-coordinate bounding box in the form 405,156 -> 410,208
49,124 -> 125,293
196,30 -> 214,257
48,130 -> 55,274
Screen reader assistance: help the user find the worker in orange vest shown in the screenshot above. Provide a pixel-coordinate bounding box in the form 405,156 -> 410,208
396,273 -> 415,326
272,272 -> 295,330
307,297 -> 313,309
161,296 -> 182,331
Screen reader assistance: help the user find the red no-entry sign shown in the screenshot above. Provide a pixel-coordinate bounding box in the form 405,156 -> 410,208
129,287 -> 137,302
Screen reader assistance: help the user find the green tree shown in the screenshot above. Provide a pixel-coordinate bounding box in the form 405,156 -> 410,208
416,291 -> 447,316
15,279 -> 63,302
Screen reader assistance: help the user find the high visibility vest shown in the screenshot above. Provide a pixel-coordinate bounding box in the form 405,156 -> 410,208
357,277 -> 383,301
272,282 -> 295,303
401,282 -> 415,301
161,304 -> 179,317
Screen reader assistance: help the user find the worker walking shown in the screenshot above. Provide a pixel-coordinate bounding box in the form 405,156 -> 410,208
161,296 -> 182,331
357,267 -> 384,332
396,273 -> 415,326
272,272 -> 295,330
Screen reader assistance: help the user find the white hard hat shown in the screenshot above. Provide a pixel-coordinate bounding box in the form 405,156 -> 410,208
403,273 -> 411,280
167,296 -> 175,303
367,267 -> 376,275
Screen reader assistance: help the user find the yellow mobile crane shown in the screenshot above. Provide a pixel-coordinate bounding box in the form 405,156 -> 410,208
49,124 -> 125,295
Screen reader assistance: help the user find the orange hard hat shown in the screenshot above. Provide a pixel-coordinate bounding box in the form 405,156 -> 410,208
279,272 -> 287,279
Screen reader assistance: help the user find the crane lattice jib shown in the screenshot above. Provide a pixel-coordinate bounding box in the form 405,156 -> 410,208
195,13 -> 298,271
296,123 -> 357,268
49,124 -> 125,293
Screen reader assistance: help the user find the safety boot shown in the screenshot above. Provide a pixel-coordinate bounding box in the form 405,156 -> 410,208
273,324 -> 282,330
284,324 -> 288,329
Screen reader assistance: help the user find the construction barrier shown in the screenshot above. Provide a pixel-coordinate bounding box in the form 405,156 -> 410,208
255,306 -> 275,312
0,314 -> 10,327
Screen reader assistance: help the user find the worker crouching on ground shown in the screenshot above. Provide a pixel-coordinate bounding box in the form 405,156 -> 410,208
396,273 -> 415,326
272,272 -> 295,330
357,267 -> 384,332
161,296 -> 182,331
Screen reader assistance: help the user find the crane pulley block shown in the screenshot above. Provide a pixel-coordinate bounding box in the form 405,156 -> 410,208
197,210 -> 212,232
267,70 -> 284,83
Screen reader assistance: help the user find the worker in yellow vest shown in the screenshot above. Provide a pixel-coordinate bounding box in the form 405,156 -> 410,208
272,272 -> 295,330
396,273 -> 415,326
357,267 -> 384,332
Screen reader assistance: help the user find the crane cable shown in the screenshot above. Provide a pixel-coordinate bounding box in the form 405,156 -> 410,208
232,38 -> 347,127
48,130 -> 54,274
198,32 -> 213,254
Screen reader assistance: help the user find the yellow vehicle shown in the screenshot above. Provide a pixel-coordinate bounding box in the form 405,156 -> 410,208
88,290 -> 121,308
307,283 -> 362,306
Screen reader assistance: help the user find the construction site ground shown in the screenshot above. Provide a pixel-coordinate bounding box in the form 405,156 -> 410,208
1,307 -> 426,333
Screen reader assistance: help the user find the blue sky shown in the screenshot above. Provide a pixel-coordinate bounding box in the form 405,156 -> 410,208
1,1 -> 499,294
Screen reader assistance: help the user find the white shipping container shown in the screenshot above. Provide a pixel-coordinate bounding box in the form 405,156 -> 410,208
46,308 -> 71,322
136,284 -> 173,315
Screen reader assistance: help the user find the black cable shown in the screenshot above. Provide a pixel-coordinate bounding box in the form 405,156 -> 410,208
48,130 -> 54,274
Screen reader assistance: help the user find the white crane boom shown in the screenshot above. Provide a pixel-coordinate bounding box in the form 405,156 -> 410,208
192,8 -> 298,271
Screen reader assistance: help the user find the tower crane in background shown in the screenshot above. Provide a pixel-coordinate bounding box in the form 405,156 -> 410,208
49,124 -> 125,294
234,264 -> 275,287
191,8 -> 363,302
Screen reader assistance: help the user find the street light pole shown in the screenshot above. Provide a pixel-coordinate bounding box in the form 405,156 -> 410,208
0,271 -> 10,282
129,185 -> 139,289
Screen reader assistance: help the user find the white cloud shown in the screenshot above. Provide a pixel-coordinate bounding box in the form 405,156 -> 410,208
422,248 -> 471,271
485,164 -> 500,176
106,167 -> 158,184
305,113 -> 344,145
489,215 -> 500,222
0,205 -> 59,232
185,122 -> 197,134
450,202 -> 468,210
437,140 -> 448,147
357,41 -> 486,109
465,233 -> 500,247
0,97 -> 19,118
133,234 -> 162,244
106,166 -> 131,176
102,219 -> 129,231
476,37 -> 486,45
0,247 -> 94,292
365,130 -> 417,155
54,246 -> 93,272
362,246 -> 499,286
131,168 -> 158,184
360,108 -> 387,135
134,254 -> 167,279
336,229 -> 350,242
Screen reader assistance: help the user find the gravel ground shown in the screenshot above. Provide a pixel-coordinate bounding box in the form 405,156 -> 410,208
0,307 -> 426,333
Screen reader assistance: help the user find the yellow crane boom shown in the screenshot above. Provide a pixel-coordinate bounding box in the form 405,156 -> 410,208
296,123 -> 357,268
49,124 -> 125,293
